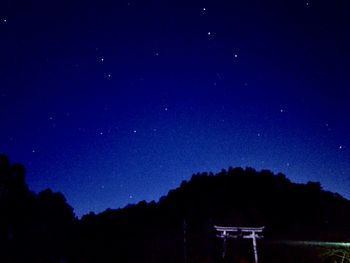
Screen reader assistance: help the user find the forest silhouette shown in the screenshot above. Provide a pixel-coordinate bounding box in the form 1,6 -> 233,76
1,154 -> 350,263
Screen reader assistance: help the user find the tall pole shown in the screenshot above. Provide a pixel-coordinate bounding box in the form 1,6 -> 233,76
183,219 -> 187,263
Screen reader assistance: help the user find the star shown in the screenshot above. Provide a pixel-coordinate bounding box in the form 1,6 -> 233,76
339,145 -> 343,150
207,31 -> 211,36
100,58 -> 104,62
32,149 -> 36,153
280,109 -> 284,113
325,123 -> 332,132
234,54 -> 238,58
78,127 -> 86,132
133,130 -> 137,133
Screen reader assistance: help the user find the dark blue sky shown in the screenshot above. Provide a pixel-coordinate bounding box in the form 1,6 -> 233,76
1,0 -> 349,216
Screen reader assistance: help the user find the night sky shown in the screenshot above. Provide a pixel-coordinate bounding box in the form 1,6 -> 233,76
0,0 -> 349,217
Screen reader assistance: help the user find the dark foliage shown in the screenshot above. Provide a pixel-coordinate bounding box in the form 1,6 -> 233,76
76,167 -> 350,263
0,155 -> 75,263
2,155 -> 350,262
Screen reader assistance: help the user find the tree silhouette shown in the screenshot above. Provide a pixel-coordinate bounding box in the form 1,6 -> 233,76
76,167 -> 350,263
2,154 -> 350,262
0,155 -> 75,263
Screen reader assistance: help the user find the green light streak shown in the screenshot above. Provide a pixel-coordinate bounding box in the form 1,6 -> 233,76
272,240 -> 350,248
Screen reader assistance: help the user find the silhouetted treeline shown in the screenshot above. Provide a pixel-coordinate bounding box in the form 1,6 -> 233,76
0,155 -> 75,263
2,155 -> 350,263
75,167 -> 350,263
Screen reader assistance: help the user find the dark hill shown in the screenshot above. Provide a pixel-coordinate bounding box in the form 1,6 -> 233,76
2,155 -> 350,262
77,167 -> 350,263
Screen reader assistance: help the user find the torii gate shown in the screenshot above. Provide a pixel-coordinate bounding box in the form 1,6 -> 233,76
214,226 -> 264,263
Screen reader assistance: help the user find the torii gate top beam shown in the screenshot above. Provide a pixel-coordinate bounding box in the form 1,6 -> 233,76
214,226 -> 264,233
214,226 -> 264,239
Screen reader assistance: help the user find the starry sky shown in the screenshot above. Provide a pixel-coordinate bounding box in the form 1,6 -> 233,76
0,0 -> 349,216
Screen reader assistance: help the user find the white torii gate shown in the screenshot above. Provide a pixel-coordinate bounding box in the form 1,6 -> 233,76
214,226 -> 264,263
